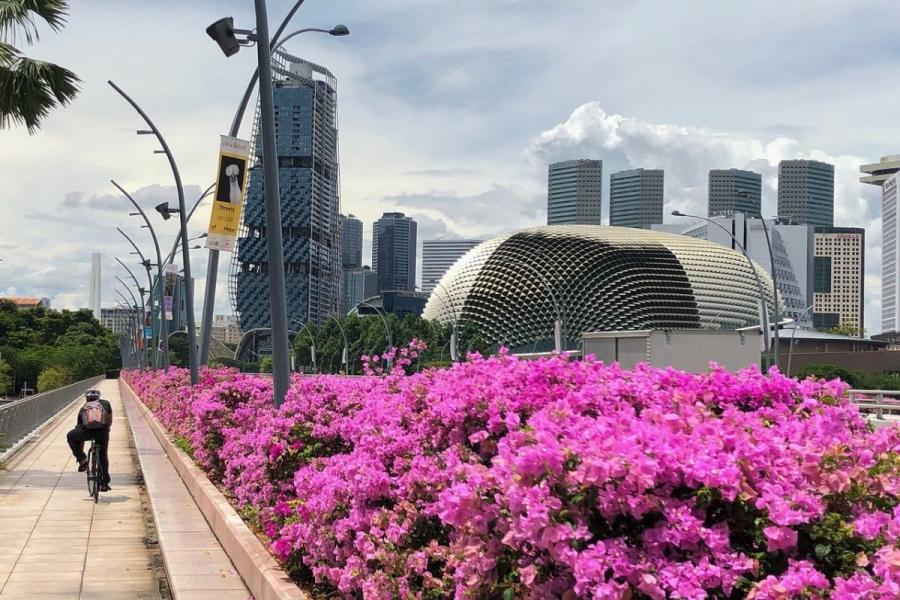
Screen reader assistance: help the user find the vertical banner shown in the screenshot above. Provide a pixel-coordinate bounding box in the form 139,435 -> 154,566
206,135 -> 251,252
163,263 -> 178,321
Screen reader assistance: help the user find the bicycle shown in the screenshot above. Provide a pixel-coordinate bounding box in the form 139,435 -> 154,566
85,439 -> 104,503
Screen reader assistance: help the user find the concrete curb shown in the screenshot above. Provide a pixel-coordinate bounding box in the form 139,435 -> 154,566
119,378 -> 308,600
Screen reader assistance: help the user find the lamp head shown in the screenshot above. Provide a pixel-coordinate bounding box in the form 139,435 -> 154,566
671,210 -> 685,217
155,202 -> 172,220
329,24 -> 350,36
206,17 -> 240,57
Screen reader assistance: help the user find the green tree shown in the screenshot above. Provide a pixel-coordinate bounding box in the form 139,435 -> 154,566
259,356 -> 273,373
37,365 -> 73,392
168,335 -> 188,368
291,314 -> 494,374
796,364 -> 863,388
0,301 -> 119,390
0,358 -> 12,396
0,0 -> 80,133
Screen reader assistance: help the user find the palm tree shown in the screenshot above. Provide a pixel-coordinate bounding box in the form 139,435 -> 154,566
0,0 -> 80,134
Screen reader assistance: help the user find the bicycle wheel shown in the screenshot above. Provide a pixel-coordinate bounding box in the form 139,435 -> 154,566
90,445 -> 100,503
86,464 -> 94,495
86,444 -> 96,496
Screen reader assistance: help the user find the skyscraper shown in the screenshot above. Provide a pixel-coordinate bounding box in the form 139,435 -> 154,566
547,159 -> 602,225
340,214 -> 363,268
777,160 -> 834,227
422,239 -> 483,293
609,168 -> 664,229
373,213 -> 417,293
860,157 -> 900,335
812,227 -> 865,335
232,53 -> 340,330
89,253 -> 101,320
708,169 -> 762,217
881,174 -> 899,334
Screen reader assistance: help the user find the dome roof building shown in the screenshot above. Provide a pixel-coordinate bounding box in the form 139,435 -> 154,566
422,225 -> 776,351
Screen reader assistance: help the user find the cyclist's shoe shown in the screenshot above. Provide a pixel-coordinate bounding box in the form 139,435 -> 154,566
99,484 -> 111,492
77,459 -> 88,472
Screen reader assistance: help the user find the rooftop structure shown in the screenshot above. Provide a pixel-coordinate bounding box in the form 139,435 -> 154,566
860,155 -> 900,186
1,297 -> 50,310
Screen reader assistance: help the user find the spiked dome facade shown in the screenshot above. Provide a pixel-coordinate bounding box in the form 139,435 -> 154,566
422,225 -> 776,351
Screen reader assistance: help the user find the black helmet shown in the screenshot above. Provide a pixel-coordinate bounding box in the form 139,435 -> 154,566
85,389 -> 101,400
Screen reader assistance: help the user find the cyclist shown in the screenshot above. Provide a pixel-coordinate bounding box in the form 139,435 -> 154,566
66,389 -> 113,492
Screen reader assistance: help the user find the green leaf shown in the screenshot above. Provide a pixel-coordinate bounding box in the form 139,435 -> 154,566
0,0 -> 70,45
0,54 -> 80,133
502,588 -> 515,600
815,543 -> 832,559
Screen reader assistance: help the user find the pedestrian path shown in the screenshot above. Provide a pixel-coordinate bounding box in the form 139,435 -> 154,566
0,379 -> 165,599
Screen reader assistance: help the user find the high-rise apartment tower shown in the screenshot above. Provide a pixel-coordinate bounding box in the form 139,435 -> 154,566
373,213 -> 417,293
609,168 -> 664,229
777,160 -> 834,227
547,159 -> 603,225
708,169 -> 762,217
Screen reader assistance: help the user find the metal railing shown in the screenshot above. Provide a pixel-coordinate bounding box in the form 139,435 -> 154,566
0,376 -> 105,458
848,389 -> 900,424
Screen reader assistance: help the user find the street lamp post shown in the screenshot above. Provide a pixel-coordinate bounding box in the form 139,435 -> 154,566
200,12 -> 350,405
115,280 -> 144,369
109,81 -> 199,386
289,318 -> 319,372
113,184 -> 169,369
499,256 -> 564,353
424,280 -> 461,362
115,258 -> 149,368
737,190 -> 781,369
326,313 -> 350,373
114,301 -> 137,368
117,230 -> 159,369
359,302 -> 393,370
672,210 -> 773,369
114,292 -> 140,367
787,304 -> 815,377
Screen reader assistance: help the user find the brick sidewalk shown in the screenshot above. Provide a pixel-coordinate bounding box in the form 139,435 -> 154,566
0,379 -> 165,599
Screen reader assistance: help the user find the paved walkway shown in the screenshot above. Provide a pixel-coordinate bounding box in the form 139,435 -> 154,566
0,380 -> 165,599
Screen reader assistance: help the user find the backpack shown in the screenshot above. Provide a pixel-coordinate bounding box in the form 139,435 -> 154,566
82,399 -> 110,430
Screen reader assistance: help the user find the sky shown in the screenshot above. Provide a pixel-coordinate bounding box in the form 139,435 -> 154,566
1,0 -> 899,334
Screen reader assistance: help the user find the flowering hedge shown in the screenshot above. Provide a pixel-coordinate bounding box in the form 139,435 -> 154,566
123,348 -> 900,599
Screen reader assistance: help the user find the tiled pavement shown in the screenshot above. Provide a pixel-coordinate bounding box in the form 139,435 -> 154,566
0,379 -> 253,600
0,380 -> 163,599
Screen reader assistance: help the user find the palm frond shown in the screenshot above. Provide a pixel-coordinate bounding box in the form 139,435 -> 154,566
0,54 -> 79,133
0,40 -> 17,66
0,0 -> 70,45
